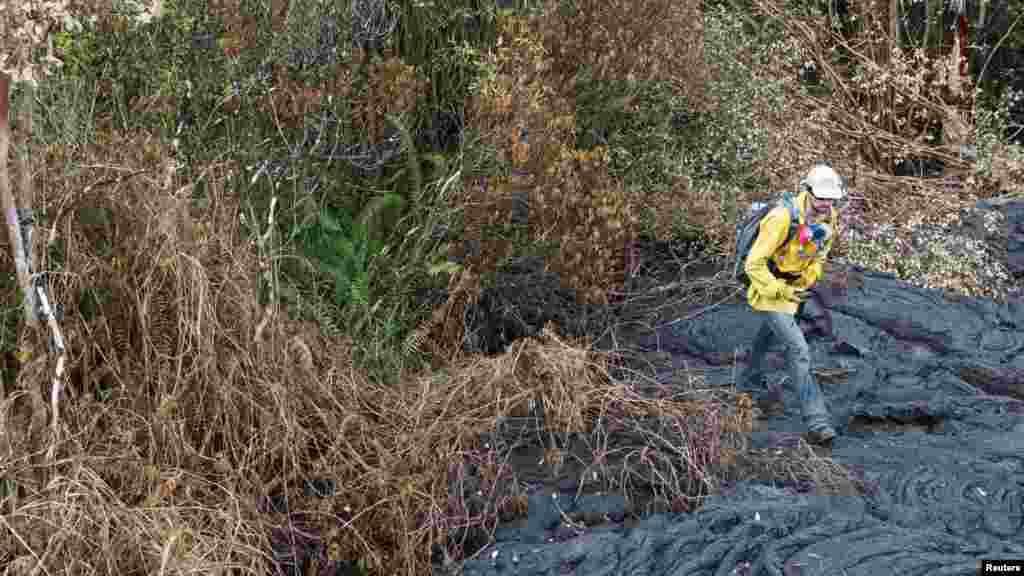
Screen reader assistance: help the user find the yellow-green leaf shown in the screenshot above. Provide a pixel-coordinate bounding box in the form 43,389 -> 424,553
428,260 -> 462,277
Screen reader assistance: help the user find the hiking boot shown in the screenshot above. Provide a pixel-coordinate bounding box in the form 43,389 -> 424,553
805,427 -> 836,445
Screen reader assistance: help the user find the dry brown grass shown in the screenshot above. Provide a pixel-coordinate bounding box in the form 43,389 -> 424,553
728,440 -> 862,496
0,127 -> 756,573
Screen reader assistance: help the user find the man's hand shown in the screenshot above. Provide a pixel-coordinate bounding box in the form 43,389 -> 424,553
779,285 -> 810,304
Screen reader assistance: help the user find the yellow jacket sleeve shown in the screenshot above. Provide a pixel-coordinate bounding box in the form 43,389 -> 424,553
744,208 -> 791,299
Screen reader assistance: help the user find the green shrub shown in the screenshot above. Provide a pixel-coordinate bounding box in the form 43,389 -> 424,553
574,74 -> 687,196
698,3 -> 785,181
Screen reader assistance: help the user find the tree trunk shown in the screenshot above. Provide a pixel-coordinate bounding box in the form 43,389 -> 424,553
0,75 -> 36,328
15,83 -> 37,328
923,0 -> 931,50
890,0 -> 900,49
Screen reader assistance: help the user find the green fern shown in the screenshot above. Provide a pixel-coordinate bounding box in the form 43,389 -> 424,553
350,271 -> 370,311
294,205 -> 384,313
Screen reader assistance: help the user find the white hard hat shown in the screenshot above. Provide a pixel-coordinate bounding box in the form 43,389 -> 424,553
800,164 -> 846,200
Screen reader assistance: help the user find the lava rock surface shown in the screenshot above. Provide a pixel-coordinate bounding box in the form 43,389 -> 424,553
460,202 -> 1024,576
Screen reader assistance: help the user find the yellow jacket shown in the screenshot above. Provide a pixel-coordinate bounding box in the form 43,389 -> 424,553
744,190 -> 838,314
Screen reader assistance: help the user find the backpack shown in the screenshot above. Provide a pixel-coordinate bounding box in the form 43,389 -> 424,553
733,191 -> 801,287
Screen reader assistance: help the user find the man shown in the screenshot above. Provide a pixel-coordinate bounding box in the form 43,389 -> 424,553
738,163 -> 845,445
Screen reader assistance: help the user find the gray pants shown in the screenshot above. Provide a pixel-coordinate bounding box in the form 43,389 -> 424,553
740,311 -> 833,433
